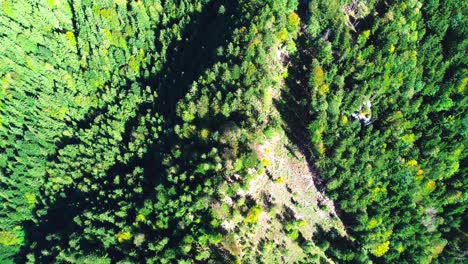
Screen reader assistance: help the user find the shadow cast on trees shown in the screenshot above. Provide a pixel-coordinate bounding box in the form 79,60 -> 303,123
274,32 -> 361,263
274,0 -> 359,255
17,1 -> 241,262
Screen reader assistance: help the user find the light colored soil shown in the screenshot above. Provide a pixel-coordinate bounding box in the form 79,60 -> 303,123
242,127 -> 346,263
212,44 -> 346,263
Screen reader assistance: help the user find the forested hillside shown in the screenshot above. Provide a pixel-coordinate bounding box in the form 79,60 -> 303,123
280,0 -> 467,262
0,0 -> 466,263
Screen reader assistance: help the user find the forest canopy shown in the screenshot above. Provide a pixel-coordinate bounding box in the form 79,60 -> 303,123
0,0 -> 466,263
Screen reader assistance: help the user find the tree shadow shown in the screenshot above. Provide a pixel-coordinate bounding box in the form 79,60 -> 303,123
17,1 -> 241,262
273,0 -> 359,260
273,15 -> 327,193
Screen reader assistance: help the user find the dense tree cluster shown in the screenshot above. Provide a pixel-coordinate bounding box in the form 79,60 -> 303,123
1,0 -> 302,262
0,0 -> 465,263
281,0 -> 466,262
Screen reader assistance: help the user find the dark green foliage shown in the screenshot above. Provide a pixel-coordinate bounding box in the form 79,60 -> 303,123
1,0 -> 301,262
279,0 -> 467,262
0,0 -> 465,263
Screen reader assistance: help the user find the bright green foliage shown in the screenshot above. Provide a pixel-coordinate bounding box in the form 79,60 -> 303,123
280,0 -> 467,262
116,230 -> 131,243
245,205 -> 263,224
0,0 -> 302,262
0,0 -> 465,263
